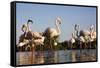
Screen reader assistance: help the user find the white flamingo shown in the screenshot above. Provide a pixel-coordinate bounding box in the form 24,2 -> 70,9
32,32 -> 45,46
79,25 -> 96,48
69,24 -> 80,45
17,19 -> 33,47
18,19 -> 45,47
80,25 -> 96,42
43,17 -> 62,46
89,25 -> 96,42
44,17 -> 62,38
69,33 -> 75,44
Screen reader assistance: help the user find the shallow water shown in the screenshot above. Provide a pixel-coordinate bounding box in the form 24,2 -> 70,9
16,49 -> 96,65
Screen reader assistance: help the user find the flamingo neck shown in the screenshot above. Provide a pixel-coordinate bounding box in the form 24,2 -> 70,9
55,22 -> 60,35
27,23 -> 32,32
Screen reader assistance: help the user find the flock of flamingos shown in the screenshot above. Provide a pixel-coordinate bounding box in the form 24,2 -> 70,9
17,17 -> 97,51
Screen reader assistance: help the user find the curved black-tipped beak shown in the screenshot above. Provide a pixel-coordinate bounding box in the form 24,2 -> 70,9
27,19 -> 33,23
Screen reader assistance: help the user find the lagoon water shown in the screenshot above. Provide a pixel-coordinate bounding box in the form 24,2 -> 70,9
16,49 -> 96,65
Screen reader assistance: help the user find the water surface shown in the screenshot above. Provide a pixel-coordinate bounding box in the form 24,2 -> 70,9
16,49 -> 96,65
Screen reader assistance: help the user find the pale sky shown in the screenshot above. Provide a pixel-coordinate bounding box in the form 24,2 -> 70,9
16,3 -> 96,44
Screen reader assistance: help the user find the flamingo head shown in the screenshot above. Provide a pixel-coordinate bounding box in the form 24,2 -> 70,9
55,17 -> 62,24
22,24 -> 27,32
27,19 -> 33,24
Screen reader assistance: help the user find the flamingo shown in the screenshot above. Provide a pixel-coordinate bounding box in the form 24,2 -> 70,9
17,19 -> 45,48
79,24 -> 96,48
80,25 -> 96,42
69,33 -> 75,44
44,17 -> 62,39
69,24 -> 80,48
43,17 -> 62,50
32,32 -> 45,46
17,19 -> 33,47
89,25 -> 96,41
88,25 -> 96,48
79,25 -> 96,42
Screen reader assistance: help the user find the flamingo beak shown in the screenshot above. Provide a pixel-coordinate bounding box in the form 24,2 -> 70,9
27,19 -> 33,24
